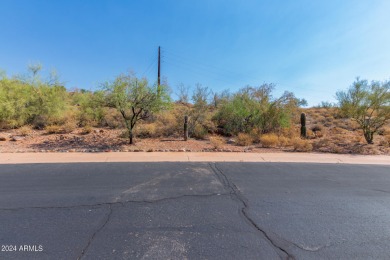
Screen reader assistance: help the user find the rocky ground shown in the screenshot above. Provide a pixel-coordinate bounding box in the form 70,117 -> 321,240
0,127 -> 281,153
0,125 -> 389,155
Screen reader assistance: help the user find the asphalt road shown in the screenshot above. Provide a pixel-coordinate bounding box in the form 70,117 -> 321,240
1,162 -> 390,259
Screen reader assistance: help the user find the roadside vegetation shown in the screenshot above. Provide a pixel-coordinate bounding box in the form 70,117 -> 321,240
0,65 -> 389,154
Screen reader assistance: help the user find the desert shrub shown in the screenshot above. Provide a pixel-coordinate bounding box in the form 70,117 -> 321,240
311,125 -> 322,132
236,133 -> 253,146
291,137 -> 313,152
213,93 -> 258,135
137,123 -> 157,138
249,128 -> 262,143
71,90 -> 106,126
28,84 -> 69,128
0,66 -> 70,129
154,110 -> 179,137
210,136 -> 225,149
45,125 -> 62,134
187,84 -> 216,138
193,124 -> 208,140
81,125 -> 93,135
316,101 -> 337,108
378,126 -> 390,136
315,131 -> 324,138
61,121 -> 77,134
17,125 -> 33,136
0,78 -> 31,128
382,135 -> 390,147
214,84 -> 304,136
260,133 -> 279,148
278,136 -> 291,147
102,108 -> 125,128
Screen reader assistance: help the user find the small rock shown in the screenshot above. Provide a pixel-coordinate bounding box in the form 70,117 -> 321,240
0,136 -> 6,141
99,129 -> 104,133
227,139 -> 235,144
147,148 -> 154,152
10,136 -> 24,141
179,148 -> 186,152
69,149 -> 76,153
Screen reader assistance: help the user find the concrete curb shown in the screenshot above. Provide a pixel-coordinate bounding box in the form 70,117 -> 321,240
0,152 -> 389,165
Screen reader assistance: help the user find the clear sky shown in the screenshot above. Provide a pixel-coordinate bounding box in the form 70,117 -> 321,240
1,0 -> 389,106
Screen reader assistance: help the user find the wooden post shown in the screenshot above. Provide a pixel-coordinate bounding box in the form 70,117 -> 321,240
184,115 -> 188,141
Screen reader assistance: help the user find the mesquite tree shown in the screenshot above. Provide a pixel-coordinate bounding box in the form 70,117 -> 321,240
105,73 -> 170,144
336,78 -> 390,144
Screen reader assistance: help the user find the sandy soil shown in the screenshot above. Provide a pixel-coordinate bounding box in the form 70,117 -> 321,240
0,128 -> 282,153
0,126 -> 389,155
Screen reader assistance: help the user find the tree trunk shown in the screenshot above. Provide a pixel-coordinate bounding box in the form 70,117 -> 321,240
128,128 -> 133,144
364,130 -> 374,144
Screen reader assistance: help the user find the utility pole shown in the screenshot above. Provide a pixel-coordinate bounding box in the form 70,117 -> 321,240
157,46 -> 161,95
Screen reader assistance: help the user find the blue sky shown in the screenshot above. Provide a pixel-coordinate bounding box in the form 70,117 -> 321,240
1,0 -> 389,106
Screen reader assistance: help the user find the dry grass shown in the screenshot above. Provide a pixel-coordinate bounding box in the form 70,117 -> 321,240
137,123 -> 158,138
278,136 -> 291,147
209,136 -> 225,149
291,137 -> 313,152
45,125 -> 62,134
103,108 -> 125,128
17,125 -> 33,136
236,133 -> 253,146
61,121 -> 77,134
192,124 -> 208,140
380,134 -> 390,147
260,133 -> 279,148
80,125 -> 93,135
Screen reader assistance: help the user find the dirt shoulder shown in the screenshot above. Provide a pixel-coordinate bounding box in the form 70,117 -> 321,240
0,152 -> 389,165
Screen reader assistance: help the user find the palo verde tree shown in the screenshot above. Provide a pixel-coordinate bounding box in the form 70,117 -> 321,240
213,83 -> 305,135
336,78 -> 390,144
104,72 -> 171,144
0,64 -> 68,129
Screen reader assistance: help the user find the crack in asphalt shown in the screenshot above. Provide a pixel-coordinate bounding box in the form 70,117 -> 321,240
209,162 -> 295,260
372,189 -> 390,194
77,204 -> 113,260
0,192 -> 229,259
0,193 -> 230,211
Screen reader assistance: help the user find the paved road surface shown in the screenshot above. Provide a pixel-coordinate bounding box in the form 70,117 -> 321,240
1,162 -> 390,259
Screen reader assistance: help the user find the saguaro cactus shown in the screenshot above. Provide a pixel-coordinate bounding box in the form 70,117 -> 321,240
300,112 -> 307,138
184,115 -> 188,141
